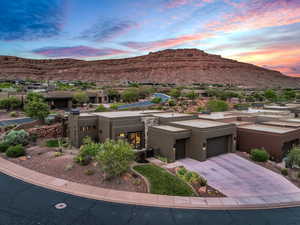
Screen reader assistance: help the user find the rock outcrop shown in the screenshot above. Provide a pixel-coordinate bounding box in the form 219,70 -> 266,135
0,48 -> 299,88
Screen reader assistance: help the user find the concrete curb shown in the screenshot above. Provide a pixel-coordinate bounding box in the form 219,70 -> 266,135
1,157 -> 300,210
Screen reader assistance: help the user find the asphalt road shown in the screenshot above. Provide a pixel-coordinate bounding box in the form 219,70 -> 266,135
1,173 -> 300,225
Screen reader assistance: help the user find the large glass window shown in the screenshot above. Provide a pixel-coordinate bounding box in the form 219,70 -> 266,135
127,132 -> 143,149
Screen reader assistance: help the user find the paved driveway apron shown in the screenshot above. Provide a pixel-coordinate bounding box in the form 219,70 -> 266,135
177,153 -> 299,197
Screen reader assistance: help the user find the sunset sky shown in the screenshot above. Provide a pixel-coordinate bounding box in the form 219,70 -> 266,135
1,0 -> 300,76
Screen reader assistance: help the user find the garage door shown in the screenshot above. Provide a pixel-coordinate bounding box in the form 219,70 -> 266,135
207,136 -> 229,158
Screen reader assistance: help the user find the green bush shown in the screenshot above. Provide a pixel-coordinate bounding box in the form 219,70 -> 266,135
73,92 -> 89,105
9,111 -> 18,117
75,137 -> 101,166
0,142 -> 9,153
285,147 -> 300,168
4,130 -> 29,146
0,97 -> 22,111
6,145 -> 25,158
121,88 -> 139,102
46,139 -> 60,148
168,99 -> 176,107
110,103 -> 123,110
250,149 -> 269,162
281,168 -> 288,176
151,97 -> 162,104
95,104 -> 108,112
206,100 -> 229,112
96,139 -> 135,178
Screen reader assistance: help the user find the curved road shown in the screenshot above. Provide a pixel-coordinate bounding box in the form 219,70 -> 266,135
1,173 -> 300,225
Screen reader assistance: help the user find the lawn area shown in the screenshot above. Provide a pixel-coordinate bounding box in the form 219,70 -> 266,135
133,164 -> 196,196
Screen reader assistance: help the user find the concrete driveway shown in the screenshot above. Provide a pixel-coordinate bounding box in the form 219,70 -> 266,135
174,153 -> 299,197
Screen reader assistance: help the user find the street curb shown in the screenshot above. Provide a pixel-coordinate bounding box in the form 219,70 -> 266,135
1,157 -> 300,210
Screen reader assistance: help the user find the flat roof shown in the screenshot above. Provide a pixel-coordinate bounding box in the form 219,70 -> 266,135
239,108 -> 291,114
283,118 -> 300,123
230,121 -> 253,126
238,124 -> 298,134
171,119 -> 230,129
262,121 -> 300,128
152,112 -> 194,118
198,112 -> 237,120
152,125 -> 189,132
91,110 -> 161,118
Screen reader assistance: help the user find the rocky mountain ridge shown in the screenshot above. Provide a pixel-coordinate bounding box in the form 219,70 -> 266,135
0,48 -> 299,88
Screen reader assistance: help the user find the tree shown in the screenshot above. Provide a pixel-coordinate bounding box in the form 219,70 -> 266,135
96,139 -> 135,178
169,88 -> 181,98
121,88 -> 139,102
283,89 -> 296,101
0,97 -> 22,111
286,147 -> 300,168
25,100 -> 50,120
185,91 -> 198,100
264,89 -> 277,102
26,92 -> 44,102
107,89 -> 120,100
73,92 -> 89,106
206,100 -> 229,112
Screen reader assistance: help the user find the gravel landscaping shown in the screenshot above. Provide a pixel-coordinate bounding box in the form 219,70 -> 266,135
0,140 -> 147,193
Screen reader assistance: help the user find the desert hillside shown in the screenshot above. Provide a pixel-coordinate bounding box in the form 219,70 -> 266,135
0,49 -> 299,88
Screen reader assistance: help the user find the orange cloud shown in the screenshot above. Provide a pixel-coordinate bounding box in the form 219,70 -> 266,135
230,47 -> 300,77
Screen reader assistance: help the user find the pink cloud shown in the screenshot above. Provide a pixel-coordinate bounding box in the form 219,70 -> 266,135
165,0 -> 214,8
32,46 -> 130,58
123,32 -> 213,50
206,0 -> 300,33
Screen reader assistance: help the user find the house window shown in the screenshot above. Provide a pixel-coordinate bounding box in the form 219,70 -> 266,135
127,132 -> 143,149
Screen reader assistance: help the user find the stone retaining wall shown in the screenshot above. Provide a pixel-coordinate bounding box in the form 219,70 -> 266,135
27,123 -> 63,138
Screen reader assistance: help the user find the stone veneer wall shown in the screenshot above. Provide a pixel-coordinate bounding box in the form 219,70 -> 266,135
142,117 -> 159,149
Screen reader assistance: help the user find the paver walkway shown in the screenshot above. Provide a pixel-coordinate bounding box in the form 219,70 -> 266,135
171,153 -> 299,198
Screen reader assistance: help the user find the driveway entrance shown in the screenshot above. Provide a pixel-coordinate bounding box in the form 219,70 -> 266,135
176,153 -> 299,197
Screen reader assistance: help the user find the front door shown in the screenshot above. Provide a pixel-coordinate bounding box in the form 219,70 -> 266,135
175,139 -> 186,160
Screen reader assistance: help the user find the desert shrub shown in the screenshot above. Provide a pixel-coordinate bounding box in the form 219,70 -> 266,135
95,104 -> 108,112
29,133 -> 38,143
9,111 -> 18,117
250,149 -> 269,162
96,139 -> 135,178
0,142 -> 9,153
168,99 -> 176,107
281,168 -> 288,176
151,97 -> 162,104
110,103 -> 123,110
6,145 -> 25,158
75,137 -> 101,166
4,130 -> 29,146
176,167 -> 207,186
285,147 -> 300,168
46,139 -> 60,148
168,88 -> 181,98
206,100 -> 229,112
0,97 -> 22,111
